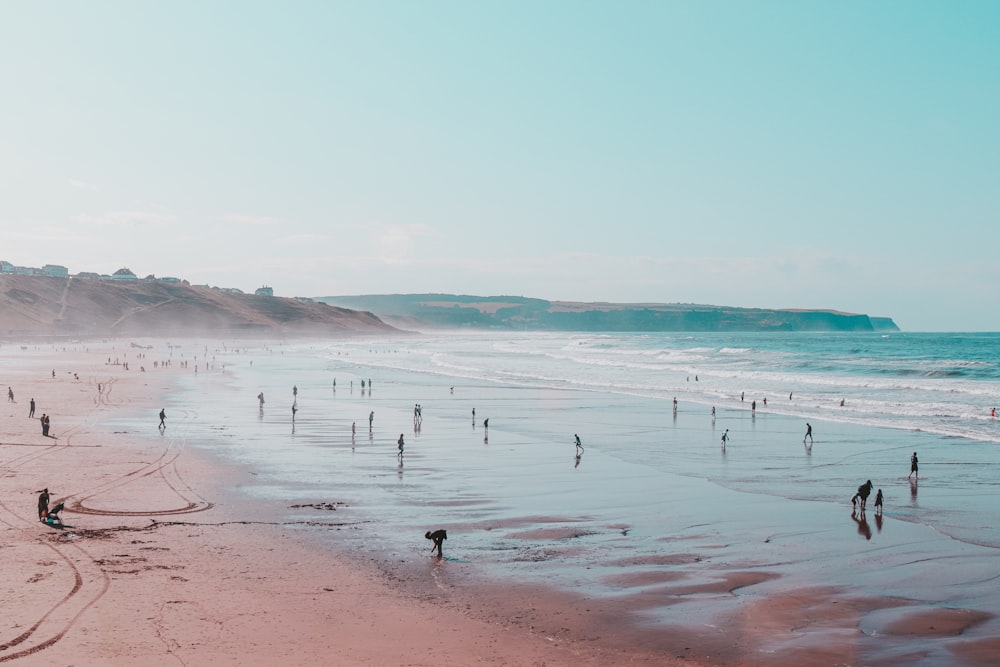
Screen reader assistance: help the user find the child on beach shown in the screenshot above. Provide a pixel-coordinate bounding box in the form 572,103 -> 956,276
37,488 -> 49,521
397,434 -> 405,460
874,489 -> 884,515
721,429 -> 729,447
909,452 -> 919,479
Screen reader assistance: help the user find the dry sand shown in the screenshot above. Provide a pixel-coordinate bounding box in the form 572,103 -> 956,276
0,344 -> 681,666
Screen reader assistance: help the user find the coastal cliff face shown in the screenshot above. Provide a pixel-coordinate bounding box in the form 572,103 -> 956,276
0,275 -> 396,338
318,294 -> 901,332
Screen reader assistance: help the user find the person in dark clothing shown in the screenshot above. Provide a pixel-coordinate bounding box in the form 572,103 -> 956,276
852,480 -> 874,510
425,529 -> 447,556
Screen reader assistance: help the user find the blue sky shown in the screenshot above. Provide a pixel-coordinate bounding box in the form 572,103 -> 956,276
1,2 -> 997,330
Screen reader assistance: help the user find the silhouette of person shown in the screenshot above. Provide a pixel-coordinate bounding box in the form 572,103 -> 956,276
908,452 -> 919,479
28,398 -> 35,418
574,434 -> 584,456
159,409 -> 166,429
804,423 -> 813,444
397,433 -> 405,460
852,480 -> 874,509
425,529 -> 446,556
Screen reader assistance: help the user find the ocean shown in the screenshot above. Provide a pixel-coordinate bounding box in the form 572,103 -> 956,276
136,331 -> 1000,663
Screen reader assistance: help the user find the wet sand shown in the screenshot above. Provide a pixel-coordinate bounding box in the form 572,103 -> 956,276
0,342 -> 675,665
3,339 -> 999,666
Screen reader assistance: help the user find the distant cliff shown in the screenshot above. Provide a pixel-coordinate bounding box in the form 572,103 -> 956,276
0,275 -> 397,338
317,294 -> 900,333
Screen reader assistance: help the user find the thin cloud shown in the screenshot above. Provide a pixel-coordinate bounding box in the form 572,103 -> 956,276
375,223 -> 436,264
71,211 -> 176,226
274,233 -> 330,244
221,214 -> 281,226
69,178 -> 100,192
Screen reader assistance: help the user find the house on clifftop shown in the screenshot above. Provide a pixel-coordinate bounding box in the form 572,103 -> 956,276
42,264 -> 69,277
255,285 -> 274,296
111,267 -> 138,281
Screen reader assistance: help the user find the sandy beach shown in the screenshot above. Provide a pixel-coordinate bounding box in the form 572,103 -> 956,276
0,342 -> 681,666
3,337 -> 999,666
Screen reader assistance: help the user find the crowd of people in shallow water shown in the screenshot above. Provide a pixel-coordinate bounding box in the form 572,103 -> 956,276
22,345 -> 996,556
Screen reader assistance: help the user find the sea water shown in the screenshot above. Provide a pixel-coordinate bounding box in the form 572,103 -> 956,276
134,331 -> 1000,659
155,331 -> 1000,539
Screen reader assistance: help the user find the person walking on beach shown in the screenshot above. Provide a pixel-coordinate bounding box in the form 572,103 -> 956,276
37,488 -> 50,521
158,409 -> 166,429
721,429 -> 729,447
258,392 -> 265,408
711,406 -> 716,418
909,452 -> 919,479
8,387 -> 13,402
40,414 -> 49,437
483,418 -> 489,430
397,433 -> 405,460
28,397 -> 35,418
574,434 -> 584,456
804,423 -> 813,444
352,421 -> 356,436
369,410 -> 374,432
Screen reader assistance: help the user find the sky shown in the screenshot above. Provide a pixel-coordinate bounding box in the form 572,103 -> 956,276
1,2 -> 998,331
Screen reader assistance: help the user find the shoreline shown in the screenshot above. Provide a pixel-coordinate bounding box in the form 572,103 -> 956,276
0,341 -> 682,666
190,337 -> 1000,666
5,337 -> 1000,665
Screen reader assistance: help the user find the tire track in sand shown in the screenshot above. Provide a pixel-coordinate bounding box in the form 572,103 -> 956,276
1,413 -> 212,661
